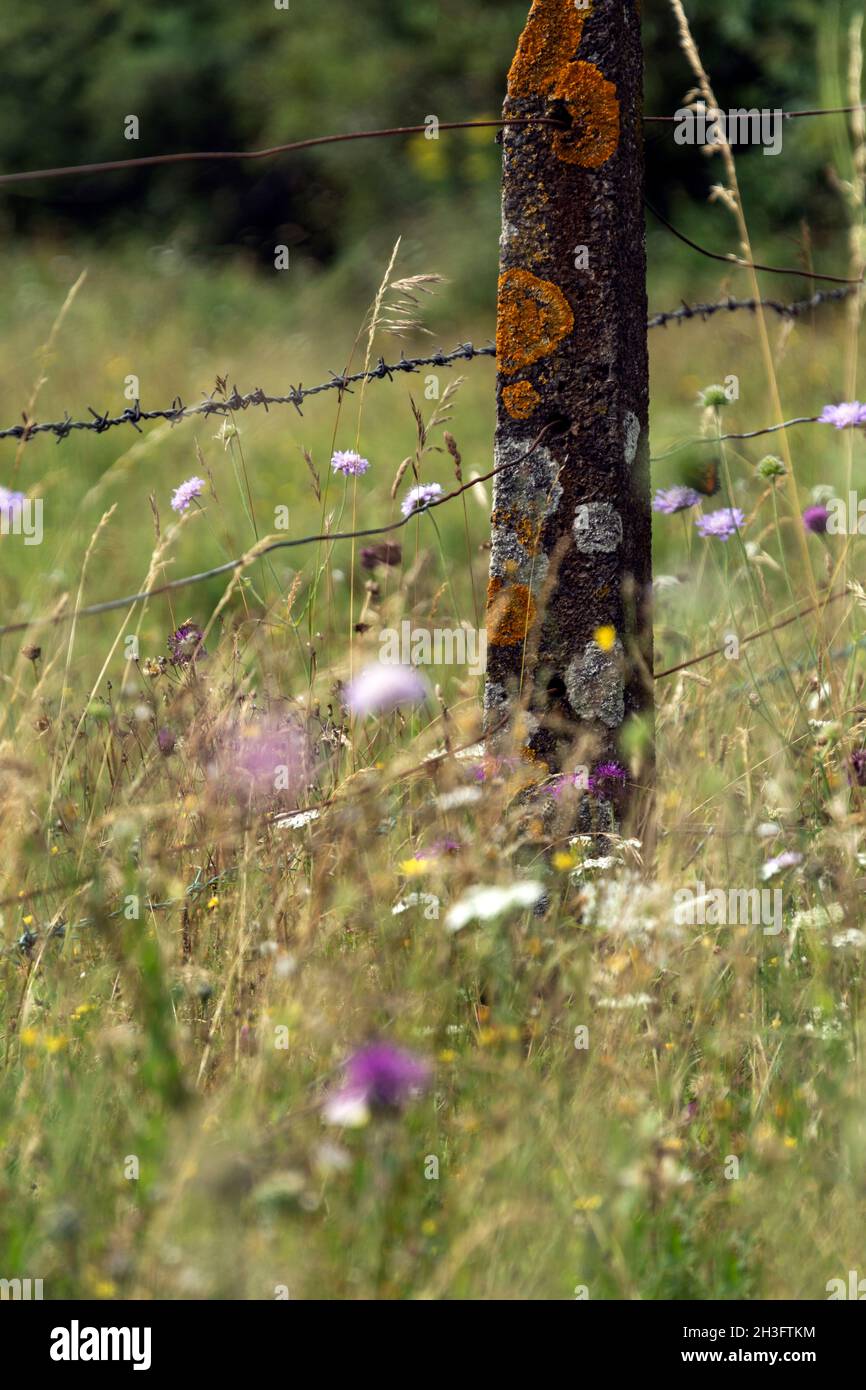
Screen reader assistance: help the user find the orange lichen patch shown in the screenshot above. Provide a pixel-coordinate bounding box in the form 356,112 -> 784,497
497,269 -> 574,376
559,63 -> 619,167
507,0 -> 620,169
502,380 -> 541,420
486,577 -> 537,646
516,516 -> 542,552
508,0 -> 590,97
490,508 -> 543,553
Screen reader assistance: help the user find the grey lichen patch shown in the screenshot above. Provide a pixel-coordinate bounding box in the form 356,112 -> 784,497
483,679 -> 509,715
490,436 -> 561,589
499,218 -> 520,259
624,411 -> 640,465
565,639 -> 625,728
573,502 -> 622,553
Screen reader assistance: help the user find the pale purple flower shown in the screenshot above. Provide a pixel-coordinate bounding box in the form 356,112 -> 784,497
802,505 -> 830,534
401,482 -> 443,518
211,716 -> 311,806
761,850 -> 803,881
167,622 -> 207,665
344,662 -> 428,716
323,1042 -> 431,1126
0,486 -> 26,519
331,450 -> 370,477
818,402 -> 866,430
653,486 -> 701,515
170,476 -> 205,513
695,507 -> 745,541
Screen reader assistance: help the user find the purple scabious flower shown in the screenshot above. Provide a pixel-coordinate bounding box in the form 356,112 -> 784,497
331,450 -> 370,478
652,486 -> 701,515
401,482 -> 443,518
819,402 -> 866,430
588,760 -> 628,793
323,1043 -> 431,1126
170,476 -> 205,513
212,716 -> 311,806
802,505 -> 830,534
344,662 -> 428,716
0,486 -> 26,520
695,507 -> 745,541
761,849 -> 803,881
168,622 -> 207,665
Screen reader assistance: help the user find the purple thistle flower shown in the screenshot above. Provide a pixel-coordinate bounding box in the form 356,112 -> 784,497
652,486 -> 701,515
415,837 -> 461,860
323,1043 -> 431,1125
360,542 -> 402,569
344,662 -> 428,716
588,760 -> 628,793
818,402 -> 866,430
170,476 -> 205,513
167,622 -> 207,665
802,505 -> 830,534
401,482 -> 443,519
211,716 -> 311,806
331,450 -> 371,478
849,749 -> 866,787
695,507 -> 745,541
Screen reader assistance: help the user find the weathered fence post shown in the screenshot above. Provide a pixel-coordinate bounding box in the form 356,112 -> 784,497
486,0 -> 652,826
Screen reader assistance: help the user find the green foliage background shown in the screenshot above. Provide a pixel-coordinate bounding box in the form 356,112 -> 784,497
0,0 -> 861,296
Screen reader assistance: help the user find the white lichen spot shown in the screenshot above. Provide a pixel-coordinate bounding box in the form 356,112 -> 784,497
565,639 -> 625,728
624,411 -> 640,465
573,502 -> 622,553
483,680 -> 509,714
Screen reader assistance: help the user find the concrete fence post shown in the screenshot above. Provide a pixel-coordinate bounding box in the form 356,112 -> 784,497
485,0 -> 653,827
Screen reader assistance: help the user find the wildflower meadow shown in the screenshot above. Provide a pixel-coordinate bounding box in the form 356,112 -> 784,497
2,0 -> 866,1329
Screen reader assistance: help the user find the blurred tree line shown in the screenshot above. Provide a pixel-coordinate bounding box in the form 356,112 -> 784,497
0,0 -> 859,278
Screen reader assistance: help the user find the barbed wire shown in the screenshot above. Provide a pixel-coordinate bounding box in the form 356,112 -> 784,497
0,342 -> 496,444
645,200 -> 863,285
0,118 -> 563,187
651,414 -> 824,461
0,423 -> 559,638
0,103 -> 863,188
653,587 -> 851,679
2,283 -> 856,446
647,284 -> 856,328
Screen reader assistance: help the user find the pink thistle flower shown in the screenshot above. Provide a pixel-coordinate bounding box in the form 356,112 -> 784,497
802,505 -> 830,534
168,622 -> 207,665
323,1043 -> 431,1126
210,716 -> 312,807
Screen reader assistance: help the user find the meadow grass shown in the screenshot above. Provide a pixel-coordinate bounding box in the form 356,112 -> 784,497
1,215 -> 866,1301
